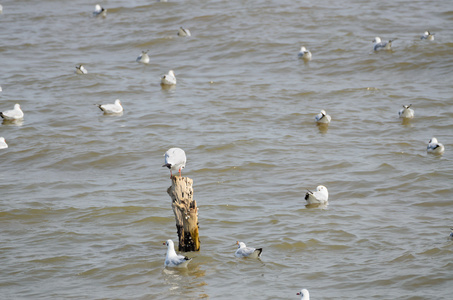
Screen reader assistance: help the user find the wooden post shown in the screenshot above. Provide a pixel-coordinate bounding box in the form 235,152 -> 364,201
166,176 -> 200,252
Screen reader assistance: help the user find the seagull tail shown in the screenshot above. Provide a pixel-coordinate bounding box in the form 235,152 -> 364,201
162,163 -> 172,169
255,248 -> 263,257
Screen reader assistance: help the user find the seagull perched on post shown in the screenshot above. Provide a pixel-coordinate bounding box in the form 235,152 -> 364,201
398,104 -> 414,119
1,103 -> 24,120
427,137 -> 445,154
314,109 -> 331,124
305,185 -> 329,205
235,241 -> 263,258
298,46 -> 312,61
163,239 -> 192,268
372,37 -> 393,51
163,148 -> 186,177
96,99 -> 123,114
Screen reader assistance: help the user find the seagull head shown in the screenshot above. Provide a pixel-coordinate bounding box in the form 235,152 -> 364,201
373,37 -> 381,43
429,137 -> 438,144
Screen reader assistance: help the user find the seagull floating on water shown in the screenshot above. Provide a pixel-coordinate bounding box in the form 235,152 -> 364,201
372,37 -> 393,51
136,50 -> 150,64
96,99 -> 123,114
421,31 -> 434,41
297,289 -> 310,300
161,70 -> 176,85
0,137 -> 8,149
427,137 -> 445,154
315,109 -> 331,124
163,148 -> 186,177
1,104 -> 24,120
298,46 -> 312,61
235,241 -> 263,258
305,185 -> 329,205
164,239 -> 192,268
93,4 -> 107,17
449,228 -> 453,240
398,104 -> 414,119
177,27 -> 191,37
75,65 -> 88,74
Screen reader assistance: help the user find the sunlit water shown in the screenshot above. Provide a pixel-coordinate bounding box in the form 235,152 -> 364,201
1,0 -> 452,299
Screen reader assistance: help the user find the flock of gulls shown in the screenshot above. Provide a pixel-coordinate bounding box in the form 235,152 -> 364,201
0,4 -> 448,299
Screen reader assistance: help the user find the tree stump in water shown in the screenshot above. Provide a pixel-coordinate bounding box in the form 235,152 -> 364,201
166,176 -> 200,252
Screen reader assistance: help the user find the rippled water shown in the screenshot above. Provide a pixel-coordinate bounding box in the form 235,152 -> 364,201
1,0 -> 452,299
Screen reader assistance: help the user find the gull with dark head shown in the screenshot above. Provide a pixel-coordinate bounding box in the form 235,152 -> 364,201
372,37 -> 393,51
0,137 -> 8,149
75,65 -> 88,74
315,109 -> 331,124
298,46 -> 312,61
297,288 -> 310,300
136,50 -> 150,64
96,99 -> 123,114
1,103 -> 24,120
161,70 -> 176,86
398,104 -> 414,119
305,185 -> 329,205
93,4 -> 107,17
164,239 -> 192,268
163,148 -> 186,177
427,137 -> 444,155
421,31 -> 434,41
235,241 -> 263,258
177,27 -> 191,37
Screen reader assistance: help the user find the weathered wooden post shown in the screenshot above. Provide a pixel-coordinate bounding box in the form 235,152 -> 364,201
166,175 -> 200,252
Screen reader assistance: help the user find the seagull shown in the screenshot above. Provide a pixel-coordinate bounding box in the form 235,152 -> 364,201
1,104 -> 24,120
421,31 -> 434,41
136,50 -> 150,64
427,137 -> 445,154
75,65 -> 88,74
93,4 -> 107,17
0,137 -> 8,149
163,148 -> 186,177
161,70 -> 176,85
298,46 -> 312,61
177,27 -> 191,37
450,228 -> 453,240
398,104 -> 414,119
235,241 -> 263,258
372,37 -> 393,51
96,99 -> 123,114
305,185 -> 329,205
297,289 -> 310,300
314,109 -> 331,124
164,239 -> 192,268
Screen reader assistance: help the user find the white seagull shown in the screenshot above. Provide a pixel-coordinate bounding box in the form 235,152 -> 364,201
93,4 -> 107,17
421,31 -> 434,41
305,185 -> 329,205
398,104 -> 414,119
297,289 -> 310,300
75,65 -> 88,74
1,103 -> 24,120
427,137 -> 445,154
372,37 -> 393,51
161,70 -> 176,85
0,137 -> 8,149
298,46 -> 312,61
177,27 -> 191,37
314,109 -> 331,124
235,241 -> 263,258
164,239 -> 192,268
136,50 -> 150,64
163,148 -> 186,177
96,99 -> 123,114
